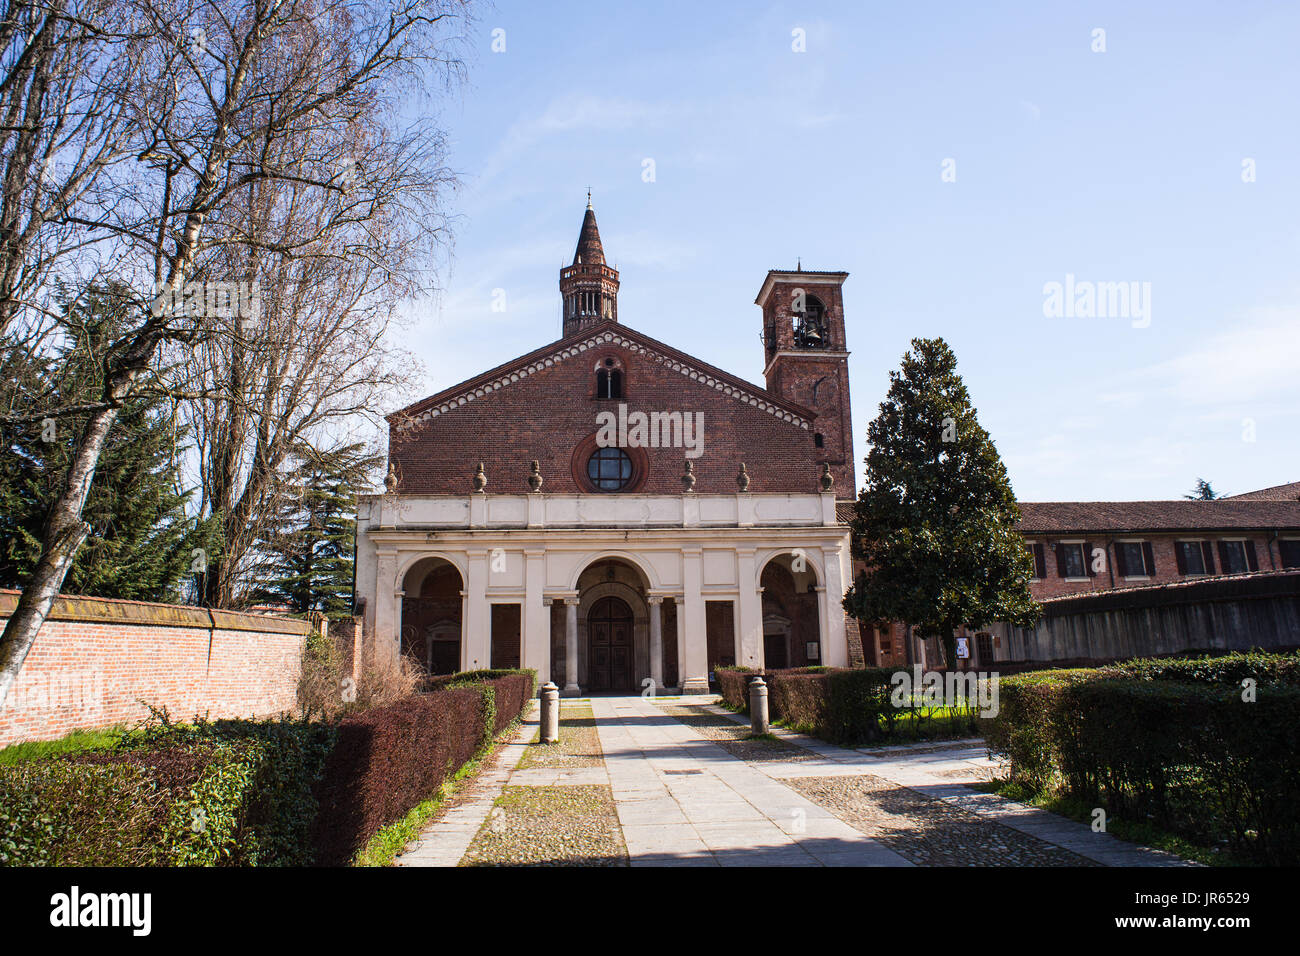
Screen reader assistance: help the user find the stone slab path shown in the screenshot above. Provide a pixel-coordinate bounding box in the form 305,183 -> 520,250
396,695 -> 1191,867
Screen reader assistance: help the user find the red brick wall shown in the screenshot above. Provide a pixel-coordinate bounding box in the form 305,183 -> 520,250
1024,532 -> 1281,601
390,340 -> 830,496
0,592 -> 309,746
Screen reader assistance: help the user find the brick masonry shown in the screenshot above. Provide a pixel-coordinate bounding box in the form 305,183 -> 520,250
0,590 -> 311,746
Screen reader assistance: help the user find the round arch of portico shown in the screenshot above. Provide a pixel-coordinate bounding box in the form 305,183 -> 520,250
396,551 -> 469,593
565,550 -> 661,591
755,548 -> 824,588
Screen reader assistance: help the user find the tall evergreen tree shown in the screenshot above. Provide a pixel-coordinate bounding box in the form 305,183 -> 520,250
1185,478 -> 1219,500
250,444 -> 380,617
843,337 -> 1039,667
0,285 -> 219,601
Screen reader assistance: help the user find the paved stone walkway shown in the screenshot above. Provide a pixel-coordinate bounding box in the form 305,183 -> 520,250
396,695 -> 1191,867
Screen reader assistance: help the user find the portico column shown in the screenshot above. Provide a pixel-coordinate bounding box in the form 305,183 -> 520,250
374,549 -> 399,666
564,597 -> 581,696
735,548 -> 763,670
647,596 -> 664,692
680,548 -> 709,693
523,549 -> 549,685
463,550 -> 490,670
820,546 -> 850,667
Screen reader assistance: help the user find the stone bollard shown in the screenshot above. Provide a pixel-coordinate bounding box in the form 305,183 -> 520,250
749,677 -> 769,735
540,681 -> 560,743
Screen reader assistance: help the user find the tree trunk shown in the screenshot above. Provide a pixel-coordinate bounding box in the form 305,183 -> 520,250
0,403 -> 120,706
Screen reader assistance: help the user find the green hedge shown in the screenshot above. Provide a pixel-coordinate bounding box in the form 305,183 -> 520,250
1102,649 -> 1300,687
0,717 -> 336,867
0,668 -> 537,867
985,668 -> 1300,864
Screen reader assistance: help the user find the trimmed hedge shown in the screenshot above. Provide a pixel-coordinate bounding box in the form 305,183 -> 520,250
985,667 -> 1300,864
718,665 -> 980,746
715,666 -> 755,712
0,719 -> 336,867
0,667 -> 538,867
310,686 -> 487,865
1102,649 -> 1300,687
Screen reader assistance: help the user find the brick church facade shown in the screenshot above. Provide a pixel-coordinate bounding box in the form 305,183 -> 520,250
354,200 -> 860,693
354,203 -> 1300,687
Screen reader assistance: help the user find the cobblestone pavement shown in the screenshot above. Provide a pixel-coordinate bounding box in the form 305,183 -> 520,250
784,774 -> 1097,866
460,784 -> 627,867
398,695 -> 1190,867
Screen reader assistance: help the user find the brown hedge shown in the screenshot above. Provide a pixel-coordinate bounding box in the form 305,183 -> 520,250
310,687 -> 486,865
309,670 -> 536,865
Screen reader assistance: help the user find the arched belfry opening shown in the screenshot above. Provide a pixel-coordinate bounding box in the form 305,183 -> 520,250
401,558 -> 464,676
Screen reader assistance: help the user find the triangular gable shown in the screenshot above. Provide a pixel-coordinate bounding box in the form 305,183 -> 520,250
390,321 -> 819,432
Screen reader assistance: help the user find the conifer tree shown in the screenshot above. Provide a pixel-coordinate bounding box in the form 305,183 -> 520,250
250,444 -> 379,617
843,337 -> 1039,667
0,285 -> 218,601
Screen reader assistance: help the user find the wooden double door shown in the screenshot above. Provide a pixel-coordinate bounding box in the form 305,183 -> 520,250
588,597 -> 634,692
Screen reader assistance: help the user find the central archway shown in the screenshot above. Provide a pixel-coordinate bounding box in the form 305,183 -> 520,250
587,596 -> 634,692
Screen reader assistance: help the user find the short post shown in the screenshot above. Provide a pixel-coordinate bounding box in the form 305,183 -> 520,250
540,681 -> 560,743
749,677 -> 769,735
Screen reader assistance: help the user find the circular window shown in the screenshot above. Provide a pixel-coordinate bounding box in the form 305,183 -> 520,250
587,447 -> 633,491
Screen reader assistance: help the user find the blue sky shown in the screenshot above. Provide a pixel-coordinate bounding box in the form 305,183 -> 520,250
400,0 -> 1300,501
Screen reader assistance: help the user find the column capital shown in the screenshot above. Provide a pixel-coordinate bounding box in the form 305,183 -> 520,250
646,595 -> 665,606
563,596 -> 582,607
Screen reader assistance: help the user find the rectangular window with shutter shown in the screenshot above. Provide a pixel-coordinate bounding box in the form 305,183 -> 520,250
1281,540 -> 1300,569
1057,542 -> 1087,579
1219,540 -> 1250,575
1176,540 -> 1208,575
1025,542 -> 1047,579
1116,542 -> 1151,578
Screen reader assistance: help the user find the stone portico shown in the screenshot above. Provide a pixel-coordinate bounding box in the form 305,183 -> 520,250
354,491 -> 852,694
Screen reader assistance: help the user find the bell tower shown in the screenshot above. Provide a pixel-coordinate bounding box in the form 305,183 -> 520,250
756,268 -> 855,493
560,193 -> 619,338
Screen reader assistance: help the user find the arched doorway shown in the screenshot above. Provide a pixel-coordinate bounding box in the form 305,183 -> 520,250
401,558 -> 463,676
587,596 -> 634,692
760,554 -> 822,668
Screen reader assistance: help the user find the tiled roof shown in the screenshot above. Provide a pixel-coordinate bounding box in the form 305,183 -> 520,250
1226,481 -> 1300,502
835,498 -> 1300,532
1015,500 -> 1300,534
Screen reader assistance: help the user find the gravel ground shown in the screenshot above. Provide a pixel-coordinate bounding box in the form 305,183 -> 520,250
786,774 -> 1100,866
460,785 -> 628,867
656,703 -> 821,763
516,703 -> 603,770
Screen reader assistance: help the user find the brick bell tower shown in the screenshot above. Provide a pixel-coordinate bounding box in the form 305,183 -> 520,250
756,267 -> 856,494
560,192 -> 619,338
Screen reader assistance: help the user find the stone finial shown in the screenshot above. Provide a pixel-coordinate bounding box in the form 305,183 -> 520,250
681,460 -> 696,492
819,462 -> 834,492
472,460 -> 487,493
384,463 -> 398,493
528,459 -> 544,493
737,463 -> 750,492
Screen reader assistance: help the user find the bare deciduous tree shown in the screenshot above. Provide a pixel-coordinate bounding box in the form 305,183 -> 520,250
0,0 -> 470,706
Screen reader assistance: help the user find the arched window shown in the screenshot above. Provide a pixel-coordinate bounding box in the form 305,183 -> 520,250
814,432 -> 824,448
595,357 -> 624,399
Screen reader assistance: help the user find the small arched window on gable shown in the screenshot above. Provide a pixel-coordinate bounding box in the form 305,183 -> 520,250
595,357 -> 624,399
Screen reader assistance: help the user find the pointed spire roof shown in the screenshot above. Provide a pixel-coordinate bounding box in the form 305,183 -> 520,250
573,195 -> 606,266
